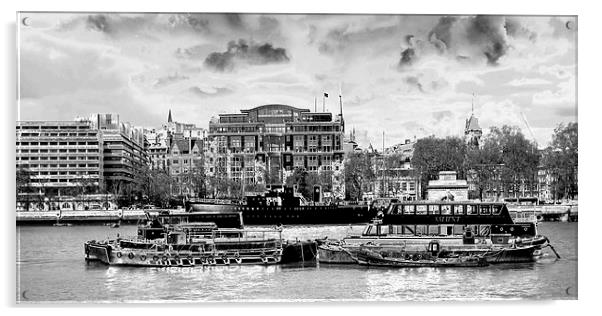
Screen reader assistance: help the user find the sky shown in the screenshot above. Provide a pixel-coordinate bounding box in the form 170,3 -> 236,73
17,13 -> 577,149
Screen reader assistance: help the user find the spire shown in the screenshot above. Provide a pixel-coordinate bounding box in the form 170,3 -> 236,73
339,83 -> 343,117
168,109 -> 173,123
471,93 -> 474,115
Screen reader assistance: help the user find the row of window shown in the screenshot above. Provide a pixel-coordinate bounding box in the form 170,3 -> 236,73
18,163 -> 100,168
18,156 -> 98,161
30,171 -> 100,176
390,204 -> 503,216
26,177 -> 99,183
364,224 -> 493,237
17,125 -> 90,130
17,148 -> 99,154
17,132 -> 97,138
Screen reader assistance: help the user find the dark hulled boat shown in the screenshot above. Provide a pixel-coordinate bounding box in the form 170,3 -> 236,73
318,201 -> 558,265
186,188 -> 373,225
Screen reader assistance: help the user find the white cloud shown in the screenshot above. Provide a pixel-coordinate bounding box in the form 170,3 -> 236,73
18,13 -> 577,149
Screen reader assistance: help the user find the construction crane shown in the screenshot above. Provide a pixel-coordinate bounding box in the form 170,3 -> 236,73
520,111 -> 538,148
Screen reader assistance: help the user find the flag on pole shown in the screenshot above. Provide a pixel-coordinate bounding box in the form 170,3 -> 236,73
324,92 -> 329,98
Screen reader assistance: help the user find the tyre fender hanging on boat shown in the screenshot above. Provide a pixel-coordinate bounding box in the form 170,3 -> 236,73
140,254 -> 147,261
116,252 -> 122,258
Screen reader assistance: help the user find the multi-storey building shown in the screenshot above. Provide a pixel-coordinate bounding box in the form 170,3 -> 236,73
16,114 -> 148,210
88,114 -> 149,193
16,120 -> 103,199
368,139 -> 419,201
167,139 -> 204,196
145,126 -> 170,171
207,104 -> 345,197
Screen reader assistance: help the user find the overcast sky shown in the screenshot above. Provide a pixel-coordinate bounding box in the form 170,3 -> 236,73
18,13 -> 576,148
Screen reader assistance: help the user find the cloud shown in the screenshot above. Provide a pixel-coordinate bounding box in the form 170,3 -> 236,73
175,44 -> 216,60
432,110 -> 453,122
204,39 -> 290,72
507,77 -> 552,86
152,73 -> 190,88
398,15 -> 539,68
189,86 -> 234,98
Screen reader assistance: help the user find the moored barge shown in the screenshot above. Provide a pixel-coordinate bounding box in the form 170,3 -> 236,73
318,201 -> 558,265
85,211 -> 284,267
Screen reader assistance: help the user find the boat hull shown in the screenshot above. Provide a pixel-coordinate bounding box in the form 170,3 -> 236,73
84,241 -> 283,267
187,203 -> 372,225
317,242 -> 543,265
356,249 -> 489,267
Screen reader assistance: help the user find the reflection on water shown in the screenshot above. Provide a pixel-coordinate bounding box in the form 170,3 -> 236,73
16,222 -> 577,302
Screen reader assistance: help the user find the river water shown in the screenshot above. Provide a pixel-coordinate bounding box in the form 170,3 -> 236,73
16,222 -> 577,302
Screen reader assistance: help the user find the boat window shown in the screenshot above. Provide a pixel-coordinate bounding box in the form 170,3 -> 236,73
428,225 -> 438,235
378,225 -> 390,235
416,205 -> 427,215
415,225 -> 427,236
441,205 -> 452,215
403,205 -> 414,215
391,204 -> 402,214
453,225 -> 464,235
390,225 -> 402,235
467,205 -> 478,215
363,225 -> 377,236
480,205 -> 491,215
403,225 -> 415,235
453,205 -> 464,215
428,205 -> 440,215
492,205 -> 502,215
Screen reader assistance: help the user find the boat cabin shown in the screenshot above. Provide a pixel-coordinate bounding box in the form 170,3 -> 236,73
352,201 -> 538,240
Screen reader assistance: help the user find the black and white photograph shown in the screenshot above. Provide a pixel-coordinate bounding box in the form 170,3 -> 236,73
10,3 -> 583,306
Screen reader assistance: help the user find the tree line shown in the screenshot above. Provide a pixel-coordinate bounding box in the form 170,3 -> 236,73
343,122 -> 577,202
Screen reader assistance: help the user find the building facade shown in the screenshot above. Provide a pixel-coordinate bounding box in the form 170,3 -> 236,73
16,120 -> 103,201
426,171 -> 469,201
16,114 -> 148,210
366,139 -> 419,201
207,104 -> 345,198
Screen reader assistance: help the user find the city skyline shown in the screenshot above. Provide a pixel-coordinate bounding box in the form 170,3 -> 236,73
18,13 -> 576,148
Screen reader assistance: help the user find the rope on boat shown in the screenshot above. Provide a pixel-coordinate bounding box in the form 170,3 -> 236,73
545,238 -> 561,259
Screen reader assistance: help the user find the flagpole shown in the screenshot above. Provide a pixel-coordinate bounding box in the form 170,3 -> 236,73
322,94 -> 325,112
314,97 -> 317,112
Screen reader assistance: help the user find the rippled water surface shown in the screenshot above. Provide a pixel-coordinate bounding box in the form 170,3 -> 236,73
16,222 -> 577,302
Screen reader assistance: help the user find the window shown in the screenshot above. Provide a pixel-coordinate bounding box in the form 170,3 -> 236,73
441,205 -> 452,215
321,135 -> 332,152
293,156 -> 304,168
307,156 -> 318,171
416,205 -> 427,215
492,204 -> 502,215
308,135 -> 318,152
453,205 -> 464,215
293,136 -> 304,152
480,205 -> 491,215
403,205 -> 414,215
428,205 -> 439,215
467,205 -> 478,215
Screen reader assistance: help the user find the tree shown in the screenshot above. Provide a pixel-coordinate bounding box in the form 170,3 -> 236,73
147,170 -> 173,207
486,126 -> 539,198
16,166 -> 33,211
344,152 -> 376,201
542,122 -> 578,200
412,136 -> 467,198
